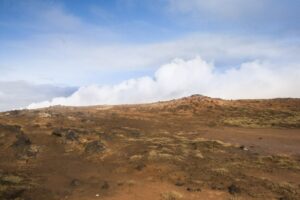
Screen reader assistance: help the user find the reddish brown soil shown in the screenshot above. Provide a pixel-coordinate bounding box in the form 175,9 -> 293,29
0,95 -> 300,200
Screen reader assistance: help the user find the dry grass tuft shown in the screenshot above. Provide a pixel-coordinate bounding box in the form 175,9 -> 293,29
160,191 -> 183,200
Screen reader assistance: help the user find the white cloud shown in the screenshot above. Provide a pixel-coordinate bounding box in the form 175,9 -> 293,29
0,81 -> 76,111
2,33 -> 299,85
27,56 -> 300,109
1,0 -> 300,111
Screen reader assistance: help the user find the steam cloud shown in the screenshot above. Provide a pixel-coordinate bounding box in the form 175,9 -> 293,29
27,56 -> 300,109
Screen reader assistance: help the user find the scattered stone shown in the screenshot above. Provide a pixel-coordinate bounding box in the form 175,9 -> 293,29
161,191 -> 183,200
52,129 -> 63,137
212,168 -> 228,175
135,163 -> 146,171
39,112 -> 51,118
1,188 -> 26,199
129,131 -> 140,137
148,150 -> 173,161
85,141 -> 105,153
67,116 -> 76,121
98,132 -> 113,141
117,181 -> 124,186
190,142 -> 197,150
32,124 -> 40,128
70,179 -> 81,187
195,152 -> 204,159
95,193 -> 100,197
26,145 -> 40,157
129,155 -> 143,161
186,187 -> 201,192
101,181 -> 109,190
279,197 -> 288,200
0,124 -> 21,133
1,175 -> 23,184
65,131 -> 78,141
126,180 -> 136,186
9,110 -> 21,116
228,184 -> 241,195
13,134 -> 31,148
12,135 -> 40,159
239,145 -> 248,151
175,181 -> 185,187
211,183 -> 226,190
46,123 -> 52,128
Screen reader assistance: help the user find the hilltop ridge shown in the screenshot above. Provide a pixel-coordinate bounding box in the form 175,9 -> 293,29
0,95 -> 300,199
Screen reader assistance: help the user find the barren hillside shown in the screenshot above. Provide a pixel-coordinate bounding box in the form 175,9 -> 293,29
0,95 -> 300,200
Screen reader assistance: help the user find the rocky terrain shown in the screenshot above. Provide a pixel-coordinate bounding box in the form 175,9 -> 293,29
0,95 -> 300,200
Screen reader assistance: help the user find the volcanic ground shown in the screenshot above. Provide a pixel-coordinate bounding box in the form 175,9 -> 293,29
0,95 -> 300,200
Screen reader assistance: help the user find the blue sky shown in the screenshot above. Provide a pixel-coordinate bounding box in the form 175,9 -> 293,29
0,0 -> 300,110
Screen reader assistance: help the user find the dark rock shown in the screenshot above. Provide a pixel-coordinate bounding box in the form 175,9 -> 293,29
135,164 -> 146,171
85,141 -> 105,153
117,182 -> 124,186
186,187 -> 201,192
25,145 -> 39,157
32,124 -> 40,128
46,123 -> 52,128
211,182 -> 226,190
175,181 -> 185,187
10,110 -> 21,116
52,129 -> 63,137
239,145 -> 248,151
228,184 -> 241,195
70,179 -> 81,187
191,142 -> 197,150
12,133 -> 40,159
65,131 -> 78,141
279,197 -> 289,200
13,134 -> 31,147
129,132 -> 140,137
101,181 -> 109,190
99,133 -> 113,141
0,124 -> 21,133
1,188 -> 25,199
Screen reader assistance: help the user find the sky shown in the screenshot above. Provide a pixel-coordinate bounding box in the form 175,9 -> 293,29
0,0 -> 300,111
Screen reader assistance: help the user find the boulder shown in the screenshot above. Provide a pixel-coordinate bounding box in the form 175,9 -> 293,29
228,184 -> 241,195
65,131 -> 78,141
51,129 -> 63,137
12,134 -> 31,148
85,141 -> 105,153
70,179 -> 81,187
101,181 -> 109,190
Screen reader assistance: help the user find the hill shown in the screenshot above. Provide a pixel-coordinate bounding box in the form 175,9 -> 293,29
0,95 -> 300,199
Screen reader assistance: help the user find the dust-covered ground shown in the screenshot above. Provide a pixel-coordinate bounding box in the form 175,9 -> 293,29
0,95 -> 300,200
